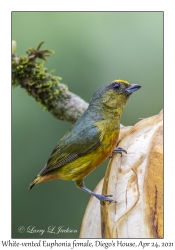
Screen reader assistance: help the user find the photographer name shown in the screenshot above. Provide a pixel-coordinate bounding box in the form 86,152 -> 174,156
18,225 -> 77,235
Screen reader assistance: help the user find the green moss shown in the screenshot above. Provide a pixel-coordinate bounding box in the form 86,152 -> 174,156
12,42 -> 63,110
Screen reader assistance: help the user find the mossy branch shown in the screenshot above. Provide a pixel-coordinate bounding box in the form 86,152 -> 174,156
12,41 -> 88,123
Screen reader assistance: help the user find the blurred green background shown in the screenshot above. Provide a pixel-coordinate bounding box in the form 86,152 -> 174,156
12,12 -> 163,239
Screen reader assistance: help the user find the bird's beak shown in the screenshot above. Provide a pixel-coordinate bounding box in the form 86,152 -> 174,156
125,84 -> 141,94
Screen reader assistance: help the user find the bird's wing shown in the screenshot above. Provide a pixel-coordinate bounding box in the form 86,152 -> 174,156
39,124 -> 101,176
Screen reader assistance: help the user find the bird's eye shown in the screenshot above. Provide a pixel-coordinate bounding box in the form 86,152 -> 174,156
112,82 -> 120,89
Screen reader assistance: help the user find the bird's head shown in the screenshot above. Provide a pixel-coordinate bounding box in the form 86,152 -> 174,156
90,79 -> 141,114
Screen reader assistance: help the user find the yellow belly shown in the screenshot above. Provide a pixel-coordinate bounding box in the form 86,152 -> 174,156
57,130 -> 119,181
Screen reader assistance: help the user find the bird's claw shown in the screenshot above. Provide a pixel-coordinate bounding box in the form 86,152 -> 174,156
116,140 -> 121,147
99,194 -> 117,205
112,147 -> 127,157
103,194 -> 113,197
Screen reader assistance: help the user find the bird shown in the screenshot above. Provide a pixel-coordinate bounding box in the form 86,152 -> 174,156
29,79 -> 141,204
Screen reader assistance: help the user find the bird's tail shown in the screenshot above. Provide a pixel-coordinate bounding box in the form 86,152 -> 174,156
29,176 -> 41,190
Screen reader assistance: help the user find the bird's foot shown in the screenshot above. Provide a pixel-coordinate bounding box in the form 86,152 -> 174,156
93,193 -> 117,205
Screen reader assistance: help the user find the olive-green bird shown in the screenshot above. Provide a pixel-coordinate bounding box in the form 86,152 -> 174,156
29,79 -> 141,203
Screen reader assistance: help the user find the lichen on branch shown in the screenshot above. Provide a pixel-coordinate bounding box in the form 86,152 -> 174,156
12,41 -> 88,123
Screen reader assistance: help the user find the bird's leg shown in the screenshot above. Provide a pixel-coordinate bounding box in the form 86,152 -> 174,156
109,140 -> 127,158
76,180 -> 116,205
